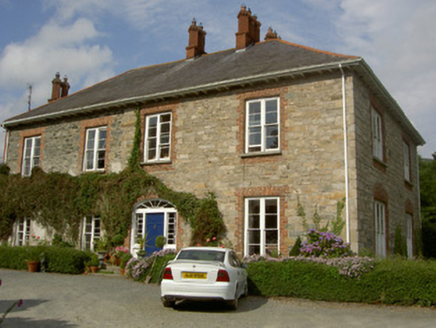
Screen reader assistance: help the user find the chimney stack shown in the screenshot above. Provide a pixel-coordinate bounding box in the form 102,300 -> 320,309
61,76 -> 70,98
48,72 -> 70,102
264,27 -> 280,41
186,18 -> 206,59
236,5 -> 261,50
49,72 -> 62,102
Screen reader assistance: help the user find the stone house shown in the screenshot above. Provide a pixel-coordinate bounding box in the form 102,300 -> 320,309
2,6 -> 425,258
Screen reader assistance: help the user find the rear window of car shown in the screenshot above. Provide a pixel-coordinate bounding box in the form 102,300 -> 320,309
177,250 -> 225,262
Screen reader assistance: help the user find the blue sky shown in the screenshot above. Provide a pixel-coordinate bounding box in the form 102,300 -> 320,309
1,0 -> 435,162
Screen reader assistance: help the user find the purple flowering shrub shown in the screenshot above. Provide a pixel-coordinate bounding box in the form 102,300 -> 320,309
300,229 -> 352,258
126,249 -> 176,281
244,254 -> 374,279
244,230 -> 374,279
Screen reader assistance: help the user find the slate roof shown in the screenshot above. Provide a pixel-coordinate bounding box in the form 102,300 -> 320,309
2,40 -> 358,125
1,39 -> 425,145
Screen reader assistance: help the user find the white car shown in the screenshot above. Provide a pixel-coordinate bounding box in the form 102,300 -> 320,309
160,247 -> 248,310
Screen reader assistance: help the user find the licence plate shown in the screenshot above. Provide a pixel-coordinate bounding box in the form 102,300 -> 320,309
182,272 -> 207,279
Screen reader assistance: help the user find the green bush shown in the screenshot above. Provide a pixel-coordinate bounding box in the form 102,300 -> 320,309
0,246 -> 91,274
246,257 -> 436,306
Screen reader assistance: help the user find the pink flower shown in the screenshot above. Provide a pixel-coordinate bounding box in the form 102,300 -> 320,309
197,243 -> 201,246
17,299 -> 23,308
206,238 -> 210,243
212,237 -> 217,241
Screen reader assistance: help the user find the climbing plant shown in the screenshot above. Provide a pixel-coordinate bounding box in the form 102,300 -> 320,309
0,112 -> 226,245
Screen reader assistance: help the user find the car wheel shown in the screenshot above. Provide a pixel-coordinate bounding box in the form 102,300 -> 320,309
162,300 -> 175,308
242,282 -> 248,298
227,289 -> 239,310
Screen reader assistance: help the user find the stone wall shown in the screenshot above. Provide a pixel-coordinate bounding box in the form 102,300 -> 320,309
5,72 -> 421,256
352,76 -> 420,255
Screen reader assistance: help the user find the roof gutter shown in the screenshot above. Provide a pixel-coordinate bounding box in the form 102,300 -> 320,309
2,59 -> 362,128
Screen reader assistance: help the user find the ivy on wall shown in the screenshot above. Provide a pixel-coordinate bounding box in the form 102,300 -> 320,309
0,109 -> 226,245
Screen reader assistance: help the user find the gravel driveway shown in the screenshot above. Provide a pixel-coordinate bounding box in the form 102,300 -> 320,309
1,269 -> 435,328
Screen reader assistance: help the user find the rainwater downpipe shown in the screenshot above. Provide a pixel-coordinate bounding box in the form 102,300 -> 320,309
339,64 -> 351,244
2,129 -> 8,164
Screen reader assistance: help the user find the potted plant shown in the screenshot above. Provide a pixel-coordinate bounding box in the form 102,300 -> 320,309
155,235 -> 167,249
119,252 -> 132,276
26,247 -> 41,272
88,255 -> 100,273
137,234 -> 148,258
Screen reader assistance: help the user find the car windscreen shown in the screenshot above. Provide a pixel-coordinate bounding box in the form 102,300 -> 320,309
177,250 -> 225,262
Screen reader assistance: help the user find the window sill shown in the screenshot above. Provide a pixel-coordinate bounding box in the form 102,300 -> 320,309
241,150 -> 282,158
141,159 -> 172,166
404,179 -> 413,191
80,170 -> 106,175
372,157 -> 387,173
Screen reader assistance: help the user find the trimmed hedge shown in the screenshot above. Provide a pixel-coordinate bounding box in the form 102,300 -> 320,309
0,246 -> 92,274
246,257 -> 436,306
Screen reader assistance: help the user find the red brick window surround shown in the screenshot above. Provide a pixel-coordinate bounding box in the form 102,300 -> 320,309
245,197 -> 280,256
18,127 -> 45,177
79,117 -> 113,173
245,97 -> 280,154
237,87 -> 288,159
83,126 -> 107,172
22,136 -> 41,177
144,112 -> 172,163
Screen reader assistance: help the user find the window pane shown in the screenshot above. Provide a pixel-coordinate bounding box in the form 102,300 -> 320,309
248,200 -> 260,215
249,214 -> 260,228
249,245 -> 260,256
265,199 -> 278,214
265,100 -> 278,124
161,114 -> 171,122
248,102 -> 261,126
97,150 -> 105,169
160,146 -> 169,159
249,127 -> 261,146
249,230 -> 260,244
98,130 -> 107,149
265,215 -> 277,229
265,230 -> 278,244
86,130 -> 96,150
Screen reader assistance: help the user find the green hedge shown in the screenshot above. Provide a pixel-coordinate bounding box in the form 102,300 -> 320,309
246,258 -> 436,306
0,246 -> 92,274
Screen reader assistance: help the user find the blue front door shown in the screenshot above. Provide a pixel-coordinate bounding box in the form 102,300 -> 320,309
145,213 -> 164,254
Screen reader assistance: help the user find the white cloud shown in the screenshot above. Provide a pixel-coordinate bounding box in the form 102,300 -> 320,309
335,0 -> 436,157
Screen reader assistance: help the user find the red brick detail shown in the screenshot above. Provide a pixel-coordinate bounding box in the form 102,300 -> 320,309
140,102 -> 179,173
78,116 -> 114,173
236,5 -> 261,49
18,127 -> 46,173
405,199 -> 413,215
236,87 -> 288,164
234,185 -> 290,256
186,19 -> 206,59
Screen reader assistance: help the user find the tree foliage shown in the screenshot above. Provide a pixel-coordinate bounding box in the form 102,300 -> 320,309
419,157 -> 436,258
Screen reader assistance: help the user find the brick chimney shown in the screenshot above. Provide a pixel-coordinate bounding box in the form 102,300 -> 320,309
61,76 -> 70,98
186,18 -> 206,59
48,72 -> 62,102
264,27 -> 280,41
236,5 -> 261,50
48,72 -> 70,102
